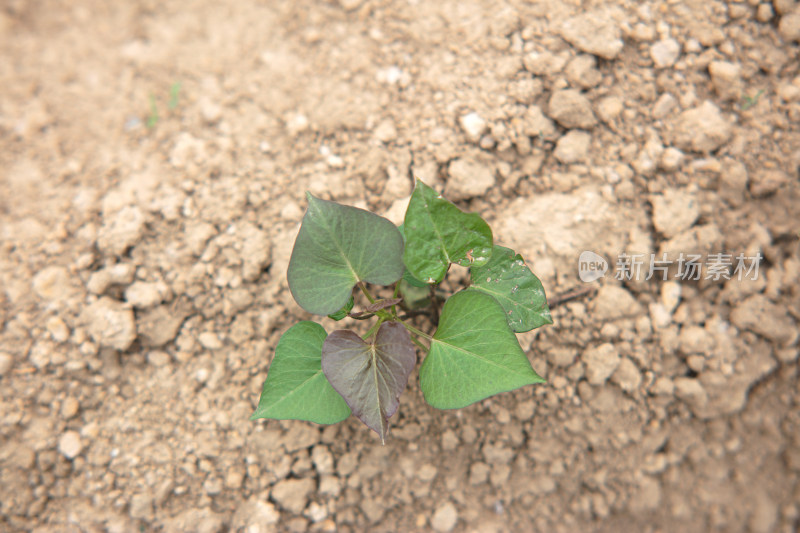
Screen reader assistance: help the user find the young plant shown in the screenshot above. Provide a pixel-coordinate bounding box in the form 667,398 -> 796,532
251,180 -> 552,443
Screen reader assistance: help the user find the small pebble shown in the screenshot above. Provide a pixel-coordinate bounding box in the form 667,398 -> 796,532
596,96 -> 623,123
445,158 -> 495,201
305,502 -> 328,523
650,38 -> 681,68
669,101 -> 732,153
204,476 -> 223,495
198,331 -> 223,350
61,397 -> 80,419
708,61 -> 743,101
652,93 -> 677,119
660,281 -> 682,313
650,188 -> 699,238
225,466 -> 245,489
147,350 -> 171,367
459,112 -> 487,142
0,351 -> 14,376
674,377 -> 708,409
311,445 -> 335,475
32,266 -> 80,303
200,98 -> 222,124
374,118 -> 398,143
58,430 -> 83,459
129,493 -> 154,520
660,147 -> 684,171
107,263 -> 135,284
431,502 -> 458,532
612,358 -> 642,392
417,463 -> 438,482
271,478 -> 315,514
750,169 -> 789,197
81,297 -> 137,351
339,0 -> 362,10
631,23 -> 656,41
554,130 -> 592,164
46,316 -> 71,343
86,270 -> 112,295
281,201 -> 303,221
583,343 -> 621,385
756,4 -> 774,23
285,112 -> 309,135
560,11 -> 624,59
549,89 -> 597,129
778,12 -> 800,43
97,205 -> 146,256
125,281 -> 168,309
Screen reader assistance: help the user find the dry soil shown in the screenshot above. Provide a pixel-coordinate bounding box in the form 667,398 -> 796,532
1,1 -> 800,532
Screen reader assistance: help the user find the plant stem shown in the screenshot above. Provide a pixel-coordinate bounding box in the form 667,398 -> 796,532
399,320 -> 433,341
391,282 -> 400,316
362,320 -> 381,340
429,284 -> 440,324
358,282 -> 376,304
409,334 -> 428,352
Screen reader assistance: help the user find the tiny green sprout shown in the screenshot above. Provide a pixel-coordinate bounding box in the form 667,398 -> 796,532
741,89 -> 764,111
145,83 -> 181,129
146,93 -> 159,128
251,180 -> 552,443
168,82 -> 181,111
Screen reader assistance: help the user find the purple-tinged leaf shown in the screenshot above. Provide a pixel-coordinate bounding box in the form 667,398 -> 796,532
365,298 -> 403,313
349,298 -> 404,318
321,322 -> 416,443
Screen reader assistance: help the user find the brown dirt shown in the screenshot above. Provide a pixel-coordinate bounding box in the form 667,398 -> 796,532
2,1 -> 800,532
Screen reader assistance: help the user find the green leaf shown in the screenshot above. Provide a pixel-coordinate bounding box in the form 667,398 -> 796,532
251,321 -> 351,423
398,279 -> 430,310
321,322 -> 416,443
402,180 -> 493,284
420,291 -> 545,409
327,295 -> 355,321
469,245 -> 553,332
397,223 -> 430,287
402,269 -> 429,288
288,194 -> 405,315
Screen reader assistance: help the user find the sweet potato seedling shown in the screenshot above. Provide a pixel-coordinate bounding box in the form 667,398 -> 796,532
251,180 -> 552,443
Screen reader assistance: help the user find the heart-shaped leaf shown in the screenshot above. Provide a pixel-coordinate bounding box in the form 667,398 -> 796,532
288,194 -> 405,315
402,180 -> 493,284
251,321 -> 351,424
402,269 -> 429,288
469,245 -> 553,332
397,223 -> 431,288
420,290 -> 545,409
398,278 -> 430,310
328,295 -> 355,321
321,321 -> 416,443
